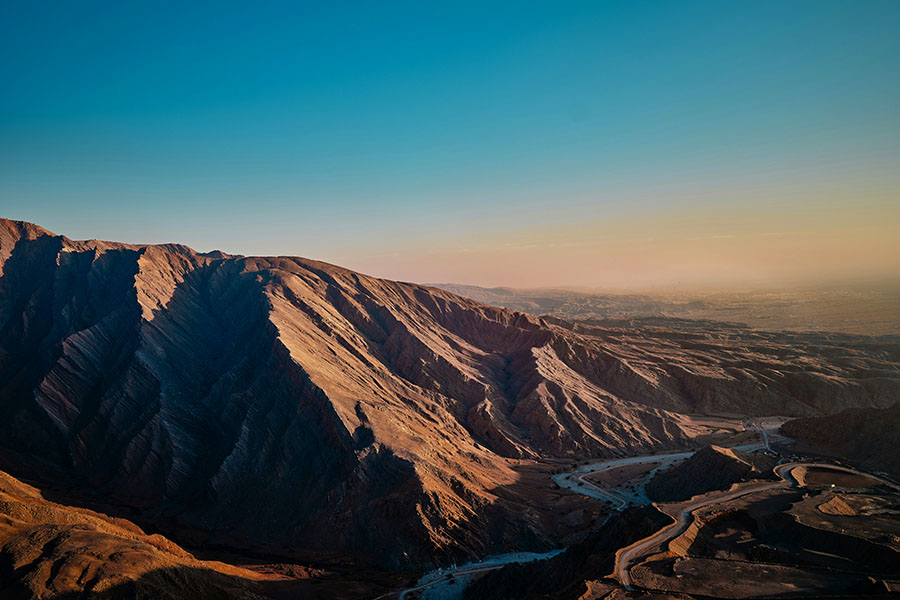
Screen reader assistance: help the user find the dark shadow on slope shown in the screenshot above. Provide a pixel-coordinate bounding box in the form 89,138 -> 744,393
6,566 -> 259,600
19,564 -> 403,600
463,506 -> 669,600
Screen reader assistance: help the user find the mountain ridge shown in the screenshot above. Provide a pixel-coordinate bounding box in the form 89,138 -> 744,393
1,218 -> 898,569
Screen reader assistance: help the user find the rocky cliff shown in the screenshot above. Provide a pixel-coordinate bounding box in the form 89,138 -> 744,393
1,218 -> 898,569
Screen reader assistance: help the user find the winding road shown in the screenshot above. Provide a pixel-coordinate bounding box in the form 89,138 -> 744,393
551,437 -> 769,510
613,460 -> 900,588
383,417 -> 846,598
552,450 -> 694,508
614,474 -> 788,587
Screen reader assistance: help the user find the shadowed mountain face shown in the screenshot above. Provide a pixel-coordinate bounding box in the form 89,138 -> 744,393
1,218 -> 899,569
0,468 -> 266,600
646,446 -> 761,503
782,403 -> 900,478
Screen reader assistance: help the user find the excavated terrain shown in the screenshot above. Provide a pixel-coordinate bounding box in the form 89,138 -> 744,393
2,218 -> 900,574
632,484 -> 900,598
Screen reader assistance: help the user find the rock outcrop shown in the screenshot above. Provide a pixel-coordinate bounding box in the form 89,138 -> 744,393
781,403 -> 900,478
646,446 -> 761,503
1,218 -> 899,570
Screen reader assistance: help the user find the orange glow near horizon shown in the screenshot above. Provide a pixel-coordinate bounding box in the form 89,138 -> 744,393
334,198 -> 900,290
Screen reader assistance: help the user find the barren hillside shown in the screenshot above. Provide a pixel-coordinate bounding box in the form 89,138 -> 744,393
1,218 -> 899,569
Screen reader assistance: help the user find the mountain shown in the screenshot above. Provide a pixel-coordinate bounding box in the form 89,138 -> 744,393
646,445 -> 763,503
1,218 -> 899,571
0,468 -> 268,600
781,403 -> 900,478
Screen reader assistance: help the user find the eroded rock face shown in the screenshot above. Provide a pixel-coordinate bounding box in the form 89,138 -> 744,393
1,218 -> 899,569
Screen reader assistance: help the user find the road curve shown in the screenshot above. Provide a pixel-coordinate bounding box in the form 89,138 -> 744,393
613,461 -> 899,588
383,420 -> 785,598
614,479 -> 787,587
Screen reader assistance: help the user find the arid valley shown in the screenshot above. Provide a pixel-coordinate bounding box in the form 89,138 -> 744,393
1,219 -> 898,599
3,3 -> 899,597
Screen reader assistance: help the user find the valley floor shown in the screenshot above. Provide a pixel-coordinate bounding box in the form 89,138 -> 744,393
403,419 -> 900,600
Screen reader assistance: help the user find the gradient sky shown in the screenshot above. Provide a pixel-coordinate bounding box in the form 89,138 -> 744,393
2,1 -> 899,288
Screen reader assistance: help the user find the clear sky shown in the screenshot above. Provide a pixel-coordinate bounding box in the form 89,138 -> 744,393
2,1 -> 899,288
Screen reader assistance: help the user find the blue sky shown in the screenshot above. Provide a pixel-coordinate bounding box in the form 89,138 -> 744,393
2,1 -> 898,287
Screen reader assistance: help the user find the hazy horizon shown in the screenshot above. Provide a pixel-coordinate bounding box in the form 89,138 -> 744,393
3,1 -> 899,289
7,212 -> 900,293
2,5 -> 900,596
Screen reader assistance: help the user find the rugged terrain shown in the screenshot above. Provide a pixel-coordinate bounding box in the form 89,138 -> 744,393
462,507 -> 670,600
462,462 -> 900,599
645,445 -> 765,503
1,218 -> 899,577
0,468 -> 269,600
781,403 -> 900,477
630,468 -> 900,598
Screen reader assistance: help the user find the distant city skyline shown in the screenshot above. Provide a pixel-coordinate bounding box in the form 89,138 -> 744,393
2,1 -> 899,288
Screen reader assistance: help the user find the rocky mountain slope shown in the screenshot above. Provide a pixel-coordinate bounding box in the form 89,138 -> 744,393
0,468 -> 267,600
781,403 -> 900,478
646,446 -> 763,503
1,218 -> 899,570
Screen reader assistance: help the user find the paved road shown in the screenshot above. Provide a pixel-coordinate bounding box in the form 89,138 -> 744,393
552,439 -> 768,510
383,417 -> 785,598
552,451 -> 693,507
775,462 -> 900,492
613,461 -> 900,588
614,478 -> 788,587
385,416 -> 898,597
